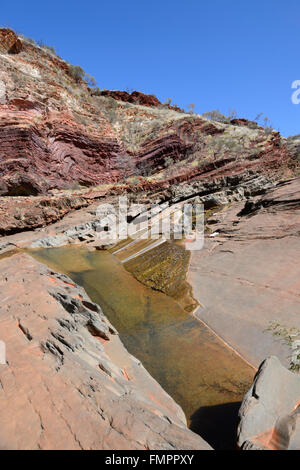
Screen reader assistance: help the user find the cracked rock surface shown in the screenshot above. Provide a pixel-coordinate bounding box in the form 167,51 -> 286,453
0,253 -> 211,450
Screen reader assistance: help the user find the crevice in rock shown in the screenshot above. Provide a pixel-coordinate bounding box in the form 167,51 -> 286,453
17,320 -> 33,341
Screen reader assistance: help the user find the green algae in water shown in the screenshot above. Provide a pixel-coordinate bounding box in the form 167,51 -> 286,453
29,246 -> 254,432
0,249 -> 19,261
111,237 -> 197,312
123,241 -> 189,295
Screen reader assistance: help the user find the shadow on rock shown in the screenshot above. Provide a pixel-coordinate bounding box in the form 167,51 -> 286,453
189,402 -> 241,450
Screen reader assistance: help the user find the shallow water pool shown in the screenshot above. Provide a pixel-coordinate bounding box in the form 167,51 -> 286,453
29,246 -> 254,449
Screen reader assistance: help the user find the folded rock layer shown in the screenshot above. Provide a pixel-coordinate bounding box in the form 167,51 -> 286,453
0,29 -> 296,197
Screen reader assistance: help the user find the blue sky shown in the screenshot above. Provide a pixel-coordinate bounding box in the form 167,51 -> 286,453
2,0 -> 300,136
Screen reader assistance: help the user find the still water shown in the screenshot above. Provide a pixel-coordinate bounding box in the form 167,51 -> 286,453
29,246 -> 254,448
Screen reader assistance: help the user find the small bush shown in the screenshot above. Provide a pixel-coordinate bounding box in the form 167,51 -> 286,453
18,34 -> 37,45
202,109 -> 237,123
254,113 -> 274,135
68,64 -> 85,82
266,321 -> 300,372
186,104 -> 195,114
93,95 -> 118,123
164,156 -> 175,167
41,45 -> 58,57
160,97 -> 172,108
18,35 -> 59,58
68,64 -> 97,87
90,86 -> 102,96
128,176 -> 140,185
84,73 -> 97,87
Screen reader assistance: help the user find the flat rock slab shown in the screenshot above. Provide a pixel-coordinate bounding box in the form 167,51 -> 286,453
238,356 -> 300,450
189,178 -> 300,368
0,253 -> 211,450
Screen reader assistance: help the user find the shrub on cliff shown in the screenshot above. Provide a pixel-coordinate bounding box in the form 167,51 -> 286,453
68,65 -> 85,82
93,95 -> 119,123
254,113 -> 274,135
164,156 -> 175,167
18,35 -> 59,57
18,33 -> 37,45
68,64 -> 97,87
202,109 -> 237,123
38,42 -> 59,57
84,73 -> 97,87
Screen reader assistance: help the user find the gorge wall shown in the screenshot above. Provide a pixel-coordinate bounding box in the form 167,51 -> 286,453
0,28 -> 297,200
0,27 -> 300,451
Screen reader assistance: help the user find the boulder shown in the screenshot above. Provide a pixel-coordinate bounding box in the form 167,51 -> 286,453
0,28 -> 22,54
238,356 -> 300,450
99,89 -> 162,107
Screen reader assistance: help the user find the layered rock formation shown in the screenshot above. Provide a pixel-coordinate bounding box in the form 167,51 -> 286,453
0,29 -> 22,54
0,27 -> 300,451
0,194 -> 90,235
98,89 -> 163,108
0,28 -> 296,200
0,253 -> 211,450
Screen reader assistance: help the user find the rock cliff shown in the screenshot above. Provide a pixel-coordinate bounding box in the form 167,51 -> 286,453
0,27 -> 300,451
0,28 -> 297,201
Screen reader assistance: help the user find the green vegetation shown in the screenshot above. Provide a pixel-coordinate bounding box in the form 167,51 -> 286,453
18,34 -> 60,58
202,109 -> 237,123
93,95 -> 119,124
124,240 -> 198,312
164,156 -> 175,168
202,109 -> 275,135
266,321 -> 300,371
17,29 -> 98,89
67,64 -> 97,87
254,113 -> 274,135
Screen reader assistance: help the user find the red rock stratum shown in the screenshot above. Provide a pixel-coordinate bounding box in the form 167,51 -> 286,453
0,28 -> 297,198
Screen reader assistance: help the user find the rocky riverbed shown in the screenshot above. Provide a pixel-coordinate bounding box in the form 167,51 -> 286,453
0,26 -> 300,450
0,252 -> 212,450
0,176 -> 300,449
